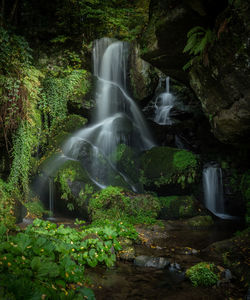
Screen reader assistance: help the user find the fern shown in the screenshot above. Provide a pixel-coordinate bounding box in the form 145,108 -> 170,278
183,26 -> 216,70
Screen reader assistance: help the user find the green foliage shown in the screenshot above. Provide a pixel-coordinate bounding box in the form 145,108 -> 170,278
55,0 -> 150,41
0,179 -> 16,228
159,195 -> 199,219
186,262 -> 218,287
40,70 -> 86,130
88,186 -> 160,224
24,199 -> 49,219
54,160 -> 95,215
183,26 -> 216,70
0,27 -> 32,74
0,218 -> 138,299
140,147 -> 198,189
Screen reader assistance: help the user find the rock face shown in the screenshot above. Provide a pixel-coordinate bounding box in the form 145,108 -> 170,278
139,146 -> 200,194
141,0 -> 250,146
189,2 -> 250,145
129,43 -> 159,102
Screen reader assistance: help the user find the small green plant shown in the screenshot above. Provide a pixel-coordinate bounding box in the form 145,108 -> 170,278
183,26 -> 216,70
186,262 -> 218,287
0,218 -> 139,299
88,186 -> 160,224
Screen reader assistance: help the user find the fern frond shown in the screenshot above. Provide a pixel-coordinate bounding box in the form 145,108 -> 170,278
187,26 -> 205,38
183,59 -> 193,71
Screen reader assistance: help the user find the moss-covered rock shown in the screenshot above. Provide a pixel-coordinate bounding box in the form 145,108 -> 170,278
139,146 -> 199,194
39,114 -> 88,167
88,186 -> 160,224
158,195 -> 201,219
186,215 -> 214,228
109,144 -> 143,192
54,160 -> 97,218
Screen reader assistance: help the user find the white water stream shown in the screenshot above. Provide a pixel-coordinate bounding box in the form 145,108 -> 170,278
41,38 -> 155,210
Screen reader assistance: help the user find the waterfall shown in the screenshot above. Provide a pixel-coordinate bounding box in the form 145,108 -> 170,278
153,77 -> 175,125
41,38 -> 154,192
203,163 -> 237,219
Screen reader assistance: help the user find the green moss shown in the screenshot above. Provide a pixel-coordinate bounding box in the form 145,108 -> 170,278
55,160 -> 96,216
186,262 -> 218,287
159,195 -> 199,219
187,215 -> 214,227
140,147 -> 199,190
109,144 -> 142,190
88,186 -> 160,224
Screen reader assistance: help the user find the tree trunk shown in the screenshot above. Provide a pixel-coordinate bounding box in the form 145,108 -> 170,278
9,0 -> 19,24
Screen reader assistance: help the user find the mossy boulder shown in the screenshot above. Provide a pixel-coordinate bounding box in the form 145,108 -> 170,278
39,114 -> 88,169
54,160 -> 97,218
139,146 -> 199,194
158,195 -> 201,220
186,215 -> 214,228
109,144 -> 143,192
88,186 -> 160,223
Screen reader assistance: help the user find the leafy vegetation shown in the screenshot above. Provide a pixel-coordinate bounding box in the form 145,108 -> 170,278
88,186 -> 160,224
140,147 -> 199,189
0,218 -> 138,299
183,26 -> 216,70
186,262 -> 218,287
159,195 -> 200,219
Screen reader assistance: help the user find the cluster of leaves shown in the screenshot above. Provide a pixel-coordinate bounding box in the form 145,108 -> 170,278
0,28 -> 44,225
0,218 -> 138,299
40,69 -> 86,131
140,147 -> 198,190
54,0 -> 150,41
88,186 -> 160,224
183,26 -> 216,70
159,195 -> 198,220
186,262 -> 218,287
0,179 -> 16,228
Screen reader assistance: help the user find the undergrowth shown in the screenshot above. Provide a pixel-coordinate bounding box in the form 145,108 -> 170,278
0,218 -> 138,299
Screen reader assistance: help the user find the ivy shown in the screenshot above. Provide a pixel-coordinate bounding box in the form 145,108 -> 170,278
40,70 -> 86,131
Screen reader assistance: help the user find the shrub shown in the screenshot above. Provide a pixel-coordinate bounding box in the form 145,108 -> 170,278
88,186 -> 160,224
186,262 -> 218,287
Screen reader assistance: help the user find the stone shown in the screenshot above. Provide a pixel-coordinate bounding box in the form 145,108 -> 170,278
129,42 -> 159,102
139,146 -> 199,194
134,255 -> 170,269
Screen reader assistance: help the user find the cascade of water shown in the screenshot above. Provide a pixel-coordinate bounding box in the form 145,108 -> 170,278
42,38 -> 154,192
203,163 -> 237,219
154,76 -> 175,125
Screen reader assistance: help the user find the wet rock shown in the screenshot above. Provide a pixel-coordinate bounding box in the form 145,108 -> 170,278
139,146 -> 200,195
186,215 -> 214,228
180,247 -> 199,255
159,195 -> 203,220
118,237 -> 135,261
134,255 -> 170,269
129,42 -> 159,102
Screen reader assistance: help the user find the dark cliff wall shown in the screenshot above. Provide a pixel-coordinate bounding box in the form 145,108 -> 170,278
140,0 -> 250,146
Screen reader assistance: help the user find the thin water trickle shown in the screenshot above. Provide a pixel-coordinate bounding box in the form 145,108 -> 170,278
154,77 -> 175,125
203,163 -> 238,220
